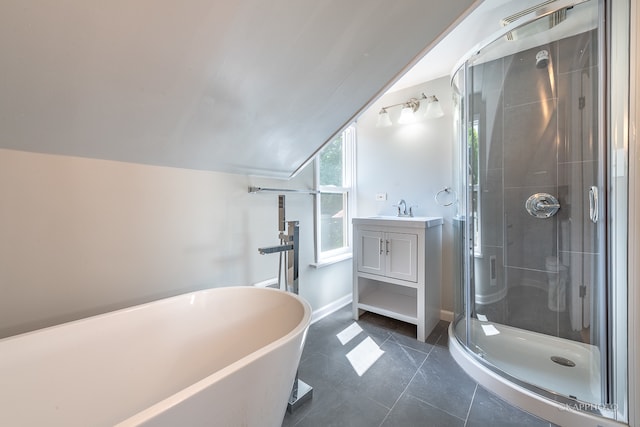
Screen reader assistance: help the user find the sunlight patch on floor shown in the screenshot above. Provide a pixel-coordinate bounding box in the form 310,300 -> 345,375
345,336 -> 385,376
336,322 -> 363,345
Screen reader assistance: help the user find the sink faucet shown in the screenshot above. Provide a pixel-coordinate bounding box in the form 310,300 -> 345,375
394,199 -> 413,217
397,199 -> 407,216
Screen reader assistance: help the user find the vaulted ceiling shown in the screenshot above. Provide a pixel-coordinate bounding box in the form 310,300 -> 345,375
0,0 -> 476,177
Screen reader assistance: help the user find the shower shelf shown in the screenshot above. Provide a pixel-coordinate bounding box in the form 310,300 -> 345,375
352,217 -> 443,341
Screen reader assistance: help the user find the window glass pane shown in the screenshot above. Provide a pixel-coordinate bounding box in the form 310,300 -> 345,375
319,135 -> 343,187
470,120 -> 481,252
320,193 -> 345,252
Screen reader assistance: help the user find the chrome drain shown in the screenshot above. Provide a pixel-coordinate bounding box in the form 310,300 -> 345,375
550,356 -> 576,367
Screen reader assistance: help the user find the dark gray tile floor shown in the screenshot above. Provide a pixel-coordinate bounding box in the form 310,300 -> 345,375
282,305 -> 555,427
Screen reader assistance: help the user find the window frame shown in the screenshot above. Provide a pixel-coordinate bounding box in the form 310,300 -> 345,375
313,125 -> 356,265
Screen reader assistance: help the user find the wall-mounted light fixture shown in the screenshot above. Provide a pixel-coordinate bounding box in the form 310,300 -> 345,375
376,93 -> 444,127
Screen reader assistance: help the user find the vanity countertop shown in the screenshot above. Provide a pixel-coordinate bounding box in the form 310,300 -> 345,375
352,216 -> 443,228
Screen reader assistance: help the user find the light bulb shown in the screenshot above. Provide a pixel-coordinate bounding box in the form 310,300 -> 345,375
425,97 -> 444,118
398,104 -> 416,124
376,109 -> 392,127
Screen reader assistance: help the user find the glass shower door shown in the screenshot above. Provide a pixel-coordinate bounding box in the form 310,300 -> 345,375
459,0 -> 607,406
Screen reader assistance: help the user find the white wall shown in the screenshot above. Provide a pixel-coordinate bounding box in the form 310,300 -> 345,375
355,76 -> 457,312
0,148 -> 351,338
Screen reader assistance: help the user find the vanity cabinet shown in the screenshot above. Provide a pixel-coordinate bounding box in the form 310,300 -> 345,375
352,217 -> 443,341
357,230 -> 418,282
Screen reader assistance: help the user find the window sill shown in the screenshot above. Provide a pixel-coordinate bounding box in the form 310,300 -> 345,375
310,253 -> 352,269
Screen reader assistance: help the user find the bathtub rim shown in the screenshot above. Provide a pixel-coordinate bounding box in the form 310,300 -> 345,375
0,286 -> 310,344
115,286 -> 312,426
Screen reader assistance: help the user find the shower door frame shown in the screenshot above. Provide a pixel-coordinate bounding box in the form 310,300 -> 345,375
607,0 -> 631,421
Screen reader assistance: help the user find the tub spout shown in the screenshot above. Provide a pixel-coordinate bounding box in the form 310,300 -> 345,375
257,220 -> 299,295
258,243 -> 294,255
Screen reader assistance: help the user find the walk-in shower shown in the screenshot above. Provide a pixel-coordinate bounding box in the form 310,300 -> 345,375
448,0 -> 630,425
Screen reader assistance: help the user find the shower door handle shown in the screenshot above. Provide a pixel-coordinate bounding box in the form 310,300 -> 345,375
589,186 -> 598,223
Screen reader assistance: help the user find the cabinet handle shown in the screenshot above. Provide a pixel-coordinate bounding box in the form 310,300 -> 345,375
386,240 -> 390,255
379,238 -> 383,255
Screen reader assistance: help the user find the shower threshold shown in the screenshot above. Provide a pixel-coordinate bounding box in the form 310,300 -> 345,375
455,318 -> 602,405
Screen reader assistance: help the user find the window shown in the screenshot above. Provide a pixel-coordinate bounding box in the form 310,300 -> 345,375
314,125 -> 355,264
469,119 -> 482,256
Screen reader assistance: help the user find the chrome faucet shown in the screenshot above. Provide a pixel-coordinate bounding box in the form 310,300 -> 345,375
258,220 -> 299,294
394,199 -> 413,217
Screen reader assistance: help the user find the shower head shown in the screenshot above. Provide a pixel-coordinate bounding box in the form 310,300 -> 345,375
536,50 -> 549,69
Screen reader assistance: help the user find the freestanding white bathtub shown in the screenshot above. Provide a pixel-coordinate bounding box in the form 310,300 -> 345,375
0,286 -> 311,427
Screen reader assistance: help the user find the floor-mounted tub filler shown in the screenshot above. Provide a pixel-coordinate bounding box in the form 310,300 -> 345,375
0,287 -> 311,427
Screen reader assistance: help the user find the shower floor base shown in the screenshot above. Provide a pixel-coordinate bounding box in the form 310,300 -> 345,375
455,318 -> 602,404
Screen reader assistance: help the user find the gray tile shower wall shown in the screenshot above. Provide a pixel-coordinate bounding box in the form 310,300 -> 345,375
503,98 -> 558,188
505,185 -> 557,270
555,29 -> 601,342
468,29 -> 600,343
503,43 -> 557,108
557,29 -> 598,75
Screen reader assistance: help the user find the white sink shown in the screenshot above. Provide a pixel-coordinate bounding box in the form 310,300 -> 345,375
363,215 -> 434,221
353,216 -> 443,228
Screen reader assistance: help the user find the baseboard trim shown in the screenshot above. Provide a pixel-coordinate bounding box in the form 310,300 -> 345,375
440,310 -> 454,322
311,294 -> 352,324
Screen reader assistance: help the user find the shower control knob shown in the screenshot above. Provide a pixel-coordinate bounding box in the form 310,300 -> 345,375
525,193 -> 560,218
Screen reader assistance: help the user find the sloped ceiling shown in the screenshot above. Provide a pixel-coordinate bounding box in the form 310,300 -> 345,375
0,0 -> 476,178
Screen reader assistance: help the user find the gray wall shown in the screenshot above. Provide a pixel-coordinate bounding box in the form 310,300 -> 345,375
355,76 -> 457,313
